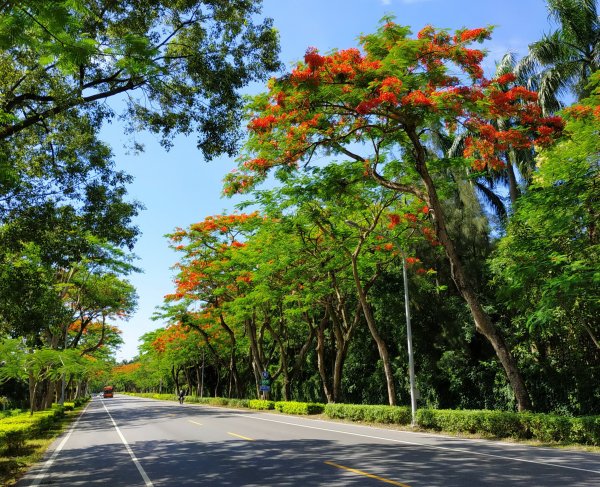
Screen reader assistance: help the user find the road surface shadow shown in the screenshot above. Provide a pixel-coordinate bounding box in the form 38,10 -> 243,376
20,436 -> 600,486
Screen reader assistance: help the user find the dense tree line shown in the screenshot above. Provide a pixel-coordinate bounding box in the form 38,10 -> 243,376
0,0 -> 280,411
123,2 -> 598,415
1,0 -> 598,417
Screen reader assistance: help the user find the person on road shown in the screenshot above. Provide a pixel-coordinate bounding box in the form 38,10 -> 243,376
178,388 -> 186,404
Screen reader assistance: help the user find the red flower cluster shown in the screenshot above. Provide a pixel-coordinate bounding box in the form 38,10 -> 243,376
242,157 -> 271,173
494,73 -> 516,85
388,213 -> 401,229
305,46 -> 325,70
457,28 -> 491,43
236,273 -> 253,283
380,76 -> 403,93
564,104 -> 600,121
248,114 -> 278,131
402,90 -> 434,107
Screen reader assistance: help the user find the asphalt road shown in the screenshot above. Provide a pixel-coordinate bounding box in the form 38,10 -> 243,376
16,395 -> 600,486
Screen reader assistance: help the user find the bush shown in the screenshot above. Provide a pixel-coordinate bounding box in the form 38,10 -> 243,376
413,409 -> 600,445
248,399 -> 275,410
0,408 -> 64,453
0,423 -> 29,453
521,412 -> 573,443
73,396 -> 90,407
569,416 -> 600,445
325,404 -> 412,425
274,401 -> 324,415
227,398 -> 250,408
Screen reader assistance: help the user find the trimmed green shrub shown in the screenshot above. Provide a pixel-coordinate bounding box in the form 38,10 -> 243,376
325,404 -> 412,425
274,401 -> 324,415
521,412 -> 573,443
0,423 -> 29,453
248,399 -> 275,410
0,407 -> 64,453
227,398 -> 250,408
569,416 -> 600,445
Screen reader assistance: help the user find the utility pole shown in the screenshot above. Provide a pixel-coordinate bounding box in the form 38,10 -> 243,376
401,251 -> 417,426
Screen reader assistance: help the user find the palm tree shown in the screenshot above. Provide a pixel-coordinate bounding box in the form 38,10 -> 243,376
518,0 -> 599,114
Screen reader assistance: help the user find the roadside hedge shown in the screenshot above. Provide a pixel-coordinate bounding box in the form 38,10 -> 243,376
248,399 -> 275,410
275,401 -> 324,415
0,408 -> 65,453
325,404 -> 412,424
122,393 -> 251,409
415,409 -> 600,445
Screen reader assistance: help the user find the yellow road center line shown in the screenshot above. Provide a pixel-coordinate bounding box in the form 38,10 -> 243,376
227,432 -> 254,441
324,461 -> 410,486
188,420 -> 202,426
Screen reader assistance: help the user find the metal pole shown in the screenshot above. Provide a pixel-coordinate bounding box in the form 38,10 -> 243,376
200,348 -> 205,399
401,253 -> 417,426
60,327 -> 68,405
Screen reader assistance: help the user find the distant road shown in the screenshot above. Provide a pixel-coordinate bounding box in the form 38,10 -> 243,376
17,395 -> 600,486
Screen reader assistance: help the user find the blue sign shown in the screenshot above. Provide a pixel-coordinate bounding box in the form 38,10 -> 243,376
260,385 -> 271,392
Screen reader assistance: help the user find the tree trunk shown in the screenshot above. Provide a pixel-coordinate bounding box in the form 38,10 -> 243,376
350,255 -> 396,406
246,317 -> 266,397
315,312 -> 334,403
218,314 -> 242,397
409,131 -> 532,411
507,160 -> 520,205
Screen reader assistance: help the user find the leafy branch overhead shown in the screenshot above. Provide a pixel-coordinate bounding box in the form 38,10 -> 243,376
0,0 -> 281,157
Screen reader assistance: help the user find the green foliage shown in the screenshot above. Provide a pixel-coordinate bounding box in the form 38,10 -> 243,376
491,77 -> 600,415
0,407 -> 64,453
0,0 -> 280,157
0,423 -> 29,453
325,403 -> 412,425
248,399 -> 275,410
518,0 -> 599,111
274,401 -> 324,415
415,408 -> 600,445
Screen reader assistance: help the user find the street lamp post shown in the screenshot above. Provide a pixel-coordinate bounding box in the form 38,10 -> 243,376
59,327 -> 68,405
400,250 -> 417,426
345,220 -> 418,425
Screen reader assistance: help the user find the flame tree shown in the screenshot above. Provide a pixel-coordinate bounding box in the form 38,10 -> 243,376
224,19 -> 565,411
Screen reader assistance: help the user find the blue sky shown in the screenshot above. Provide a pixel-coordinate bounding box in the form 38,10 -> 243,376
110,0 -> 552,361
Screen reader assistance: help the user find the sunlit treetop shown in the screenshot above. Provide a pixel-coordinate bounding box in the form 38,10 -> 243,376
164,212 -> 266,302
112,362 -> 142,375
150,324 -> 194,354
224,19 -> 564,195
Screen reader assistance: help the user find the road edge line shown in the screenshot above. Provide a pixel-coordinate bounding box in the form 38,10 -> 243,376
29,401 -> 92,487
102,401 -> 154,486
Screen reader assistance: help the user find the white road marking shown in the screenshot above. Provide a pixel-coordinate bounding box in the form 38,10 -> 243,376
242,414 -> 600,475
102,401 -> 154,486
29,402 -> 92,487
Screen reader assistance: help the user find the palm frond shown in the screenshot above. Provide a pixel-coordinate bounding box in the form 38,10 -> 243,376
474,181 -> 508,222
